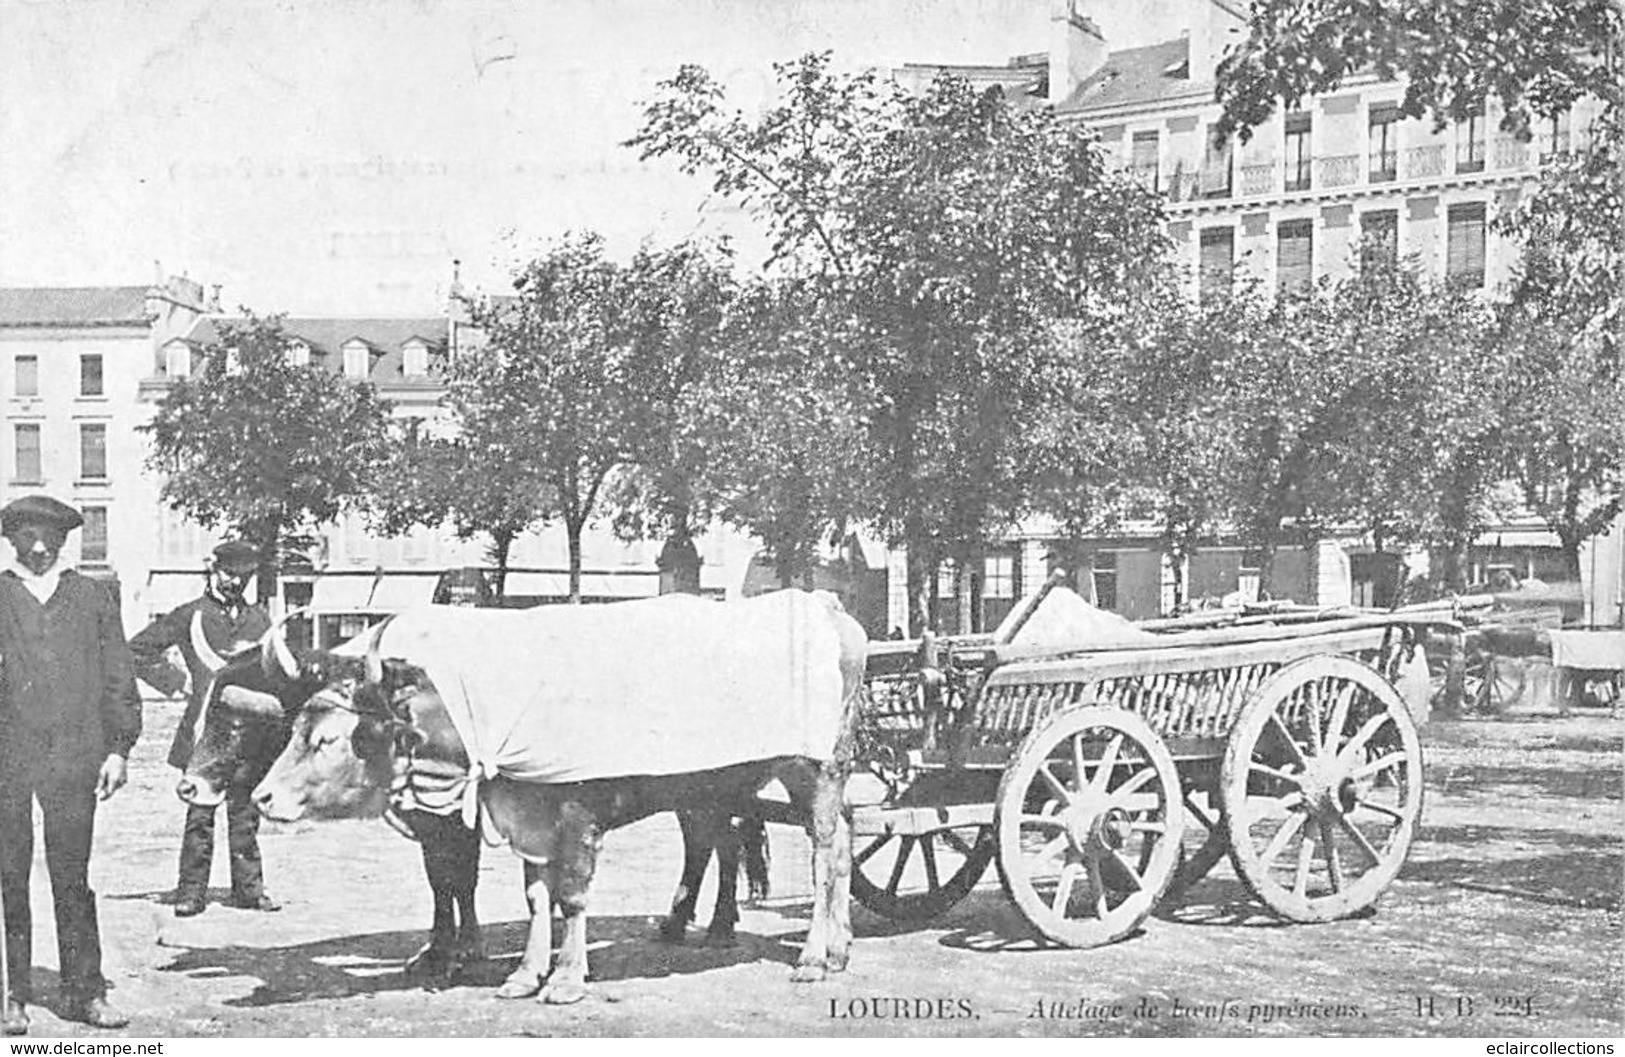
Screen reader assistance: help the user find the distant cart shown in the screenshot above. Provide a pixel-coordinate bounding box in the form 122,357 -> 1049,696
846,576 -> 1451,948
1550,628 -> 1624,711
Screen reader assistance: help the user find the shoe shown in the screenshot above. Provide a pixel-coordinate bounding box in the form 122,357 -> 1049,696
173,893 -> 205,917
230,893 -> 280,912
68,997 -> 128,1030
3,998 -> 27,1036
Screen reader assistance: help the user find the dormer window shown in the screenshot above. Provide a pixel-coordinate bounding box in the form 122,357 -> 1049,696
286,340 -> 311,368
164,340 -> 192,379
342,339 -> 372,380
402,339 -> 430,377
224,347 -> 242,376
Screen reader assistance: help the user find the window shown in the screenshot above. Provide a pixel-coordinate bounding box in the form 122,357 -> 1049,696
1199,227 -> 1234,302
1539,111 -> 1572,159
1201,131 -> 1232,197
80,423 -> 107,480
165,343 -> 191,378
80,506 -> 108,564
1360,210 -> 1399,269
1092,551 -> 1118,612
1457,110 -> 1486,173
342,341 -> 371,379
403,341 -> 429,377
1277,218 -> 1314,294
79,354 -> 103,397
1284,113 -> 1312,191
931,561 -> 963,635
15,355 -> 38,397
1446,203 -> 1487,286
982,551 -> 1020,630
1369,105 -> 1400,181
1130,131 -> 1159,191
224,347 -> 242,376
286,341 -> 311,367
14,424 -> 40,483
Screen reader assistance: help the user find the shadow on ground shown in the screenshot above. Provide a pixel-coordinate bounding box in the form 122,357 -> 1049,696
155,913 -> 799,1007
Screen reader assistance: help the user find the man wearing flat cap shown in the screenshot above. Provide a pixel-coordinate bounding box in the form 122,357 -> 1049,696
0,495 -> 142,1032
130,539 -> 279,919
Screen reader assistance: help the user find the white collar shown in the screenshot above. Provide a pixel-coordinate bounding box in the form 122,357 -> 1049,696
6,560 -> 65,603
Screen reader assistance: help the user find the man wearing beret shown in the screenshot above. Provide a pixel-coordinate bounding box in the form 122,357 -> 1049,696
130,540 -> 280,919
0,495 -> 142,1032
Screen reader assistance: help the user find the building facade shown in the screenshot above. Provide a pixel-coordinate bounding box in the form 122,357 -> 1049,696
883,0 -> 1613,633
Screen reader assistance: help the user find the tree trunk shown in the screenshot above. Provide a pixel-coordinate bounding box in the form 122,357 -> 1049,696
488,528 -> 515,600
1255,537 -> 1280,601
566,517 -> 584,604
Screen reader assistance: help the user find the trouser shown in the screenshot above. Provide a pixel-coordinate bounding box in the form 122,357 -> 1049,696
0,748 -> 105,1004
176,790 -> 263,901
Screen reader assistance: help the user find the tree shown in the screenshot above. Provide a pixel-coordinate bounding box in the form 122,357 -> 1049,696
1212,0 -> 1621,144
632,55 -> 1169,631
142,313 -> 396,599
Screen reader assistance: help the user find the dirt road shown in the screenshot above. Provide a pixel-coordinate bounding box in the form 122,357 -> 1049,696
8,703 -> 1620,1038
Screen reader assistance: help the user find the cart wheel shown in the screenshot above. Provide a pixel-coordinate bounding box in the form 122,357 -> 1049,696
850,826 -> 996,922
993,706 -> 1184,948
1476,657 -> 1526,714
1221,655 -> 1423,923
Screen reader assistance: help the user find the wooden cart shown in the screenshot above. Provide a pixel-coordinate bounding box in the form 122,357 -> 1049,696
848,581 -> 1450,948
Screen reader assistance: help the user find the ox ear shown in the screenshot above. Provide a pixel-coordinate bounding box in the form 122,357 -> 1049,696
216,685 -> 284,721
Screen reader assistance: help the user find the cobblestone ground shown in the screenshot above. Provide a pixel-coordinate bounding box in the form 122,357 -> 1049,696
6,698 -> 1619,1038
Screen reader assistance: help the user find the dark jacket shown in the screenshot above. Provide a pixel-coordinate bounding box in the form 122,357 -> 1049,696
0,570 -> 142,766
129,594 -> 271,770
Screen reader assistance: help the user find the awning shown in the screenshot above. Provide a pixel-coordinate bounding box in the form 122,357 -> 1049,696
502,570 -> 656,599
310,573 -> 439,613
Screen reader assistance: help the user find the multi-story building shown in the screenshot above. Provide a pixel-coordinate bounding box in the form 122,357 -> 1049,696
0,276 -> 212,628
885,0 -> 1615,632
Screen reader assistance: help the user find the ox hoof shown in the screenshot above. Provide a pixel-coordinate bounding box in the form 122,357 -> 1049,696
655,917 -> 689,944
404,945 -> 453,979
789,963 -> 828,984
539,982 -> 587,1006
495,973 -> 543,1000
702,926 -> 739,949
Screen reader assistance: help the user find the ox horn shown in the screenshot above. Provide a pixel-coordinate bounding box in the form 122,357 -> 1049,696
259,607 -> 309,683
363,616 -> 395,685
190,612 -> 228,674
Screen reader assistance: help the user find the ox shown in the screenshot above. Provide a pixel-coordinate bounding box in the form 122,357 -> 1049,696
250,590 -> 864,1004
184,624 -> 777,983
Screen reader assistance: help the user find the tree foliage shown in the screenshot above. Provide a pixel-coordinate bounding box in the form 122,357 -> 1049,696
142,313 -> 396,595
633,54 -> 1168,629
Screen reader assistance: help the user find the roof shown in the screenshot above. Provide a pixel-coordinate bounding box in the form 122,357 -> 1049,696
1059,37 -> 1205,114
173,316 -> 449,386
0,286 -> 153,327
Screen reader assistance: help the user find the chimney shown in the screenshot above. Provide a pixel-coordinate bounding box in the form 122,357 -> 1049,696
208,284 -> 222,312
1049,0 -> 1107,104
1189,0 -> 1246,85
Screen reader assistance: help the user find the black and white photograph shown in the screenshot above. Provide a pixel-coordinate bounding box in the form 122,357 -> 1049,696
0,0 -> 1619,1041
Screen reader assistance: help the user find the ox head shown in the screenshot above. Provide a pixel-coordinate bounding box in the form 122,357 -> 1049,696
176,610 -> 323,808
252,620 -> 441,824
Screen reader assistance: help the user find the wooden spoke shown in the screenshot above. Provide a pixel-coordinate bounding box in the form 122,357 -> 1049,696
1020,813 -> 1067,829
1128,819 -> 1167,834
1323,681 -> 1358,756
1292,834 -> 1315,896
1259,811 -> 1307,869
1320,819 -> 1343,893
1038,763 -> 1073,803
1110,765 -> 1158,802
853,835 -> 891,868
1358,799 -> 1408,823
1052,861 -> 1083,915
1337,712 -> 1393,764
1351,752 -> 1408,780
1107,850 -> 1144,892
940,829 -> 975,857
885,837 -> 914,895
1248,761 -> 1305,787
1091,734 -> 1124,792
1265,712 -> 1310,768
1336,813 -> 1384,867
920,837 -> 941,891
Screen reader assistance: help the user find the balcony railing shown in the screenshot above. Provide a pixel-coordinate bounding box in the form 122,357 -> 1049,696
1129,128 -> 1558,206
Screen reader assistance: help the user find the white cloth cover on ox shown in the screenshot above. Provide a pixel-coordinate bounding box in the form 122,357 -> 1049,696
374,590 -> 849,830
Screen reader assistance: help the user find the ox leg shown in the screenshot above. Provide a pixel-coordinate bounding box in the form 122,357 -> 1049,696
741,815 -> 771,905
658,812 -> 710,944
704,815 -> 742,948
404,814 -> 484,982
495,861 -> 549,1000
789,766 -> 853,982
539,864 -> 590,1005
